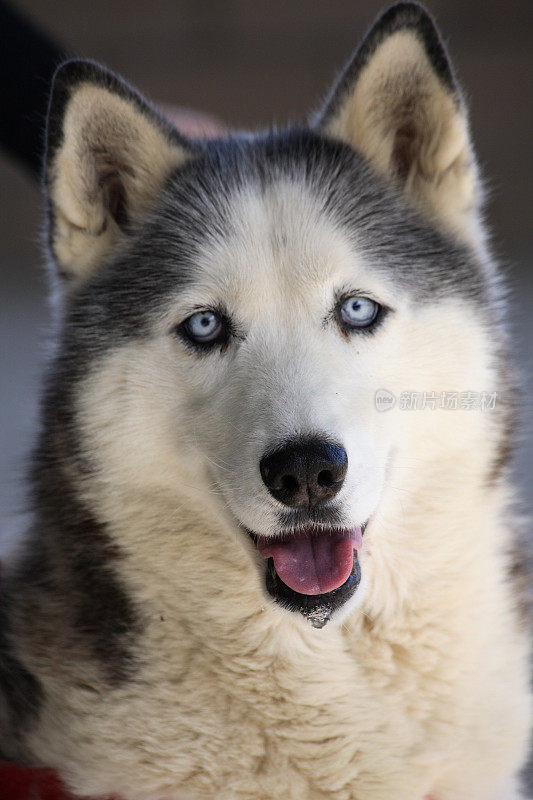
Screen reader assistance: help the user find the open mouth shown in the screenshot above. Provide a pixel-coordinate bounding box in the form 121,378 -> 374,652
249,526 -> 364,628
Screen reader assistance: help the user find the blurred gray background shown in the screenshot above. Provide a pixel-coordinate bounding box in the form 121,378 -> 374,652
0,0 -> 532,787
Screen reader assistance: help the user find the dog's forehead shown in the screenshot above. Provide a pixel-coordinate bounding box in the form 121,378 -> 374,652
191,177 -> 365,307
157,129 -> 486,308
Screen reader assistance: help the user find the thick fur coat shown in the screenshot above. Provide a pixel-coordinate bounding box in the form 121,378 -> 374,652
0,4 -> 531,799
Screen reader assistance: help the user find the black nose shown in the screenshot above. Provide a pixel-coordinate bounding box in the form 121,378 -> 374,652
260,437 -> 348,508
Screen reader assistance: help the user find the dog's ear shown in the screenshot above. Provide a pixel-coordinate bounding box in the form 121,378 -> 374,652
315,3 -> 480,244
45,60 -> 192,283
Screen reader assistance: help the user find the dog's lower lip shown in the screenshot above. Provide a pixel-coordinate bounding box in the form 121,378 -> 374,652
265,552 -> 361,628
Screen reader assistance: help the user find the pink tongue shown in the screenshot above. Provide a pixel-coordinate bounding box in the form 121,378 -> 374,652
257,528 -> 362,595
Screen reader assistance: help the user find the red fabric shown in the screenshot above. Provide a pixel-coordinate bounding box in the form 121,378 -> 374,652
0,762 -> 80,800
0,761 -> 436,798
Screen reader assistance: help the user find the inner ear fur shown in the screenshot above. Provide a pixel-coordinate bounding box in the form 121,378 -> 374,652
45,60 -> 192,282
316,3 -> 480,246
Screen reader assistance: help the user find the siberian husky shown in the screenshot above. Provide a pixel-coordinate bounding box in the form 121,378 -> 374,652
0,3 -> 530,798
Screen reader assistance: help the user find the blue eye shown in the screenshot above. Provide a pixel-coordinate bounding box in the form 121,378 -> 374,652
339,296 -> 379,329
183,311 -> 224,343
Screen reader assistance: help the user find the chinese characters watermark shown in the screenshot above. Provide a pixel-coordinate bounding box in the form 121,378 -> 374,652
375,389 -> 498,412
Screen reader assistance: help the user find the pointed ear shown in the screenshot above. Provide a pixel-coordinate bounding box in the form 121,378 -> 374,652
45,60 -> 193,283
315,3 -> 480,244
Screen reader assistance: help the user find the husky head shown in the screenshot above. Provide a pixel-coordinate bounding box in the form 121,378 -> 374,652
42,3 -> 503,631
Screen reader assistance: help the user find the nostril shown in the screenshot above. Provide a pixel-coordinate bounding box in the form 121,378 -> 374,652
317,469 -> 336,488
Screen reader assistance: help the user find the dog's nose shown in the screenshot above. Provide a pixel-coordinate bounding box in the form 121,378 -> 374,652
260,438 -> 348,508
